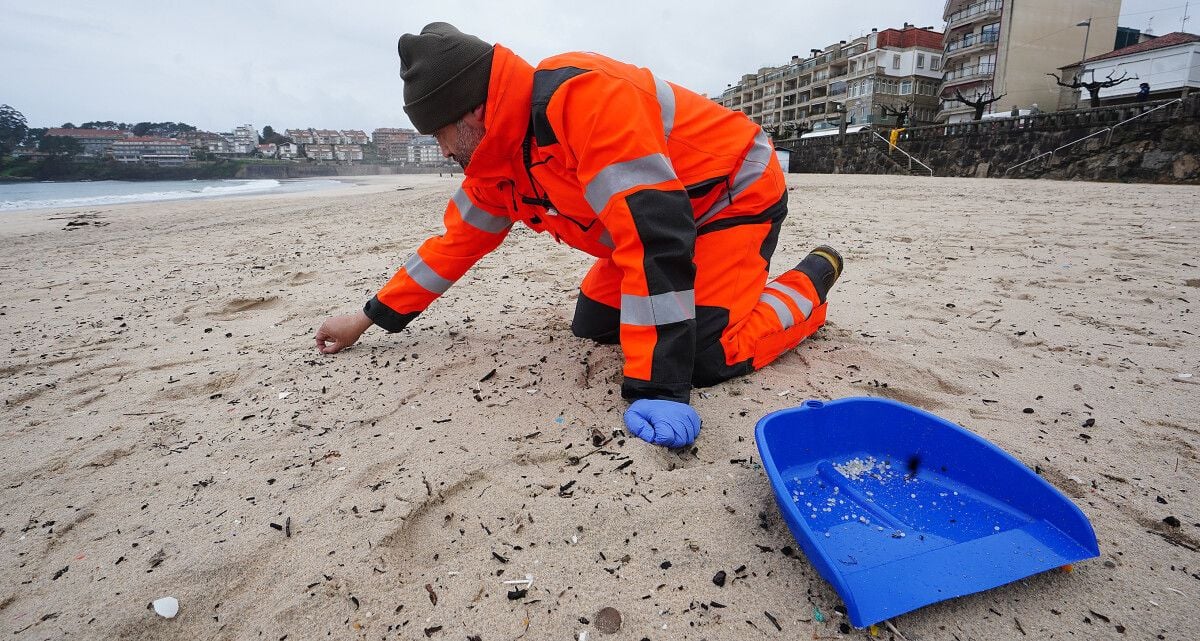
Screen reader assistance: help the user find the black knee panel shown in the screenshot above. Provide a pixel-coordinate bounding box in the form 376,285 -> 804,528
692,306 -> 752,386
572,292 -> 621,345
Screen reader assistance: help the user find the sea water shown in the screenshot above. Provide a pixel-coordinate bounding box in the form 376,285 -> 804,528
0,178 -> 343,211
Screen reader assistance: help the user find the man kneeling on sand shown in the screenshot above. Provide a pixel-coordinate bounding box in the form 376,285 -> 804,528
315,22 -> 843,448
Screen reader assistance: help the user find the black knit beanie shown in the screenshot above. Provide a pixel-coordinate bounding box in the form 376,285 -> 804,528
398,22 -> 494,134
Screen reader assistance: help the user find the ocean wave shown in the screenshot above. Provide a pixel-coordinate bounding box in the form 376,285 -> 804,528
0,179 -> 294,211
198,179 -> 282,195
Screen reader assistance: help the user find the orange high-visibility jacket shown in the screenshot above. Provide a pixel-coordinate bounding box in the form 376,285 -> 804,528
365,45 -> 784,402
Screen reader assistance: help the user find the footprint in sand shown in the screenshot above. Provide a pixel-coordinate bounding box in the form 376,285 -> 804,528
288,271 -> 317,286
205,296 -> 281,320
157,371 -> 240,401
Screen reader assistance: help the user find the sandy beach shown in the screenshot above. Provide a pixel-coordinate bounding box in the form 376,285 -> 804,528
1,173 -> 1196,640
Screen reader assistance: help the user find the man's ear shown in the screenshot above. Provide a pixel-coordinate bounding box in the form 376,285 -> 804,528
465,103 -> 486,127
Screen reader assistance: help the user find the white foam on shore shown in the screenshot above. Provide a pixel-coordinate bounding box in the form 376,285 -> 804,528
0,178 -> 340,211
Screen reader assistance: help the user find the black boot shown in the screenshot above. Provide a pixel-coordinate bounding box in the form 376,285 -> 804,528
794,245 -> 843,305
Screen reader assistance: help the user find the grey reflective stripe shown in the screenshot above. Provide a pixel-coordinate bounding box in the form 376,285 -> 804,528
597,229 -> 614,249
452,188 -> 509,233
654,75 -> 676,140
760,293 -> 794,329
732,129 -> 774,193
404,253 -> 453,295
696,129 -> 774,226
620,290 -> 696,326
765,282 -> 814,319
584,153 -> 678,214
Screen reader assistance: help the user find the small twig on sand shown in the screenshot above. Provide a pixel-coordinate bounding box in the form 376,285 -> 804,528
885,620 -> 911,641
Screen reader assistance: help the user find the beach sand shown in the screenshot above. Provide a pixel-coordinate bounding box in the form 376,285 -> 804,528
1,174 -> 1196,640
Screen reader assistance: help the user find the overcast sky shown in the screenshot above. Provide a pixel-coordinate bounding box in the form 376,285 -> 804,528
1,0 -> 1191,133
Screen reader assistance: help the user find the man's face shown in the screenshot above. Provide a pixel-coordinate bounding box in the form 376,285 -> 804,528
434,117 -> 485,170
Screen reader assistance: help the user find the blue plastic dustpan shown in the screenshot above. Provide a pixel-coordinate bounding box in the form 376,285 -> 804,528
755,397 -> 1099,628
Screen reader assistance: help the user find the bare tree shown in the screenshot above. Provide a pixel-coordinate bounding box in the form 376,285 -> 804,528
780,122 -> 809,139
1048,69 -> 1138,108
877,102 -> 912,127
830,103 -> 852,137
953,89 -> 1008,121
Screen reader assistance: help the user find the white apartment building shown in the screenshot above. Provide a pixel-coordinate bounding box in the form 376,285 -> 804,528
305,144 -> 334,161
373,127 -> 417,162
842,30 -> 946,126
110,137 -> 191,165
42,128 -> 130,157
232,124 -> 257,154
342,130 -> 370,145
333,144 -> 364,162
715,24 -> 944,136
286,129 -> 316,144
938,0 -> 1120,121
407,135 -> 444,165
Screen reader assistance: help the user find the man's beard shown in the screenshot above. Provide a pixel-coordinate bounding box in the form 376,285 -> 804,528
451,120 -> 485,169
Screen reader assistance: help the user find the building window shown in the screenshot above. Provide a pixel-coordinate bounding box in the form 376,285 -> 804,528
892,54 -> 901,69
900,80 -> 913,95
931,56 -> 942,71
917,53 -> 925,69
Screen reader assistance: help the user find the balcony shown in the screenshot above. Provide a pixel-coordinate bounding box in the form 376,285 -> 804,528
946,0 -> 1002,28
943,62 -> 996,84
945,30 -> 999,57
847,65 -> 880,80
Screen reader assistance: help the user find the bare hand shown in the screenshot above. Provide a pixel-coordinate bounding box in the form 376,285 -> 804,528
315,311 -> 373,354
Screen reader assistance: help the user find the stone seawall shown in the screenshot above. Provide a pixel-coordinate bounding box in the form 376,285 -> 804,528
779,96 -> 1200,183
236,163 -> 458,179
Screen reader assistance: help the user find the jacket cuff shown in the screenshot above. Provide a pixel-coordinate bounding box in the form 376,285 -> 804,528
363,296 -> 419,333
621,377 -> 691,404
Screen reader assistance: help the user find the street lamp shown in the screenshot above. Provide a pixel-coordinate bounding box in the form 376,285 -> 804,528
1076,18 -> 1093,63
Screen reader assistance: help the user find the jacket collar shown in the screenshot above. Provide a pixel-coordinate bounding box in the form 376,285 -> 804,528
464,44 -> 533,182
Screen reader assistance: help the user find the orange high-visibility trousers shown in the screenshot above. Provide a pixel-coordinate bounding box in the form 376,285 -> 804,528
571,192 -> 829,386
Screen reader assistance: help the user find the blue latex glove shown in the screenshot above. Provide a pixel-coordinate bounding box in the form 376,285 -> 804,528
624,399 -> 701,448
